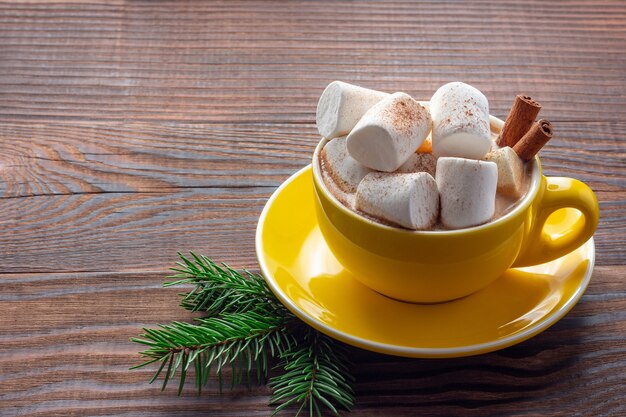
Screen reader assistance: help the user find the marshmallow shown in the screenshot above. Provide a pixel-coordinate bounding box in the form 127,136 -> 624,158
355,172 -> 439,230
430,82 -> 492,160
347,92 -> 432,172
316,81 -> 389,139
396,152 -> 437,177
435,157 -> 498,229
320,136 -> 373,193
484,146 -> 525,197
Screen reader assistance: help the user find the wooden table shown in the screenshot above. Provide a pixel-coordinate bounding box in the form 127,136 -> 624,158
1,1 -> 624,416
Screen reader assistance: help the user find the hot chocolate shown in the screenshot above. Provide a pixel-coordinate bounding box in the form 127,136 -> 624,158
319,124 -> 531,230
315,81 -> 549,231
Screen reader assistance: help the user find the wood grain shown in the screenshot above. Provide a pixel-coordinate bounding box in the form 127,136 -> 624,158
0,1 -> 625,124
0,266 -> 624,416
0,0 -> 624,416
0,121 -> 623,272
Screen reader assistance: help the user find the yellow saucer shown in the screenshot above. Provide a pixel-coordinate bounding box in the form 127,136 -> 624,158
256,166 -> 595,358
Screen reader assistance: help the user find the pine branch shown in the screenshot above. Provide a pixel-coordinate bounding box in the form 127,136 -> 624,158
167,252 -> 281,315
131,311 -> 295,394
270,329 -> 355,417
132,253 -> 356,416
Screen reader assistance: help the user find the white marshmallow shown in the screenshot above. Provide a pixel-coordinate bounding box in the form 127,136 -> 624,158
346,92 -> 432,172
484,146 -> 525,197
320,136 -> 373,193
316,81 -> 389,139
435,157 -> 498,229
396,152 -> 437,177
355,172 -> 439,230
430,82 -> 492,160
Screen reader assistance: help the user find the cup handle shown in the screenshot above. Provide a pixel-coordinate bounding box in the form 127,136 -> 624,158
512,176 -> 599,268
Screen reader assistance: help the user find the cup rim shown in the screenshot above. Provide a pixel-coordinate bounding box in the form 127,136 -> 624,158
312,113 -> 542,235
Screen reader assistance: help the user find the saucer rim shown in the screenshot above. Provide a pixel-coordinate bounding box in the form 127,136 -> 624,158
255,165 -> 595,358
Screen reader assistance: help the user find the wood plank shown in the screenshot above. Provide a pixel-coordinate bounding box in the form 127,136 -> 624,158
0,122 -> 315,195
0,121 -> 623,271
0,121 -> 624,194
0,1 -> 625,123
0,187 -> 267,273
0,266 -> 624,416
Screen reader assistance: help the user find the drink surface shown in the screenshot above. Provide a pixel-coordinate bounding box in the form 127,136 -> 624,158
318,129 -> 530,230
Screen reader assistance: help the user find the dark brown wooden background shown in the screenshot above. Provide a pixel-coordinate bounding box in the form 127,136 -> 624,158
1,1 -> 624,416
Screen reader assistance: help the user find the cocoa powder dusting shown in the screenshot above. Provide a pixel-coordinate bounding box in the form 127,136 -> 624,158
319,131 -> 531,231
383,96 -> 423,135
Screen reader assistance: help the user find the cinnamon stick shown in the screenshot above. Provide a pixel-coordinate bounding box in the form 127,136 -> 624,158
497,95 -> 542,147
513,119 -> 553,162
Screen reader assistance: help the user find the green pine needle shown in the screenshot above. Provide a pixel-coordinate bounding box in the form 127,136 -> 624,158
167,252 -> 282,315
270,329 -> 355,416
131,252 -> 355,416
132,311 -> 293,394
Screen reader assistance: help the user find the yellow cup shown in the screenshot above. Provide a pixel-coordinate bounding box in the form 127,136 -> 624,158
312,116 -> 599,303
